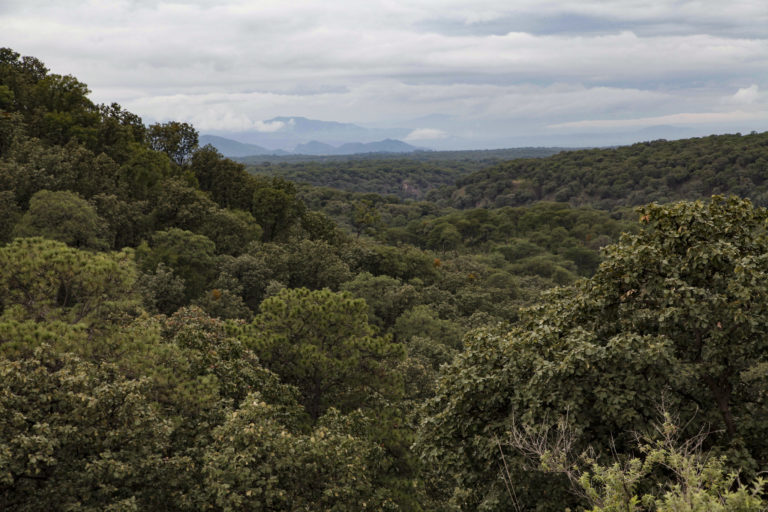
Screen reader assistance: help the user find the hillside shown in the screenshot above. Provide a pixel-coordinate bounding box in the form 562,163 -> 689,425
431,132 -> 768,209
2,48 -> 768,512
243,147 -> 566,199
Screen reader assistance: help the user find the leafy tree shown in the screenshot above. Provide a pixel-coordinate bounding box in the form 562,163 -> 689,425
94,102 -> 146,163
194,286 -> 254,320
0,237 -> 137,325
162,307 -> 297,407
13,189 -> 108,250
202,400 -> 390,511
189,144 -> 254,210
352,199 -> 382,237
89,193 -> 151,249
576,418 -> 768,512
117,143 -> 173,200
417,196 -> 768,511
282,238 -> 351,290
505,414 -> 768,512
243,288 -> 405,420
0,111 -> 23,154
393,304 -> 463,348
298,210 -> 346,246
147,121 -> 198,167
28,73 -> 99,146
0,190 -> 20,243
0,347 -> 183,511
148,177 -> 216,231
197,207 -> 261,256
136,228 -> 217,301
426,221 -> 462,252
135,262 -> 187,315
341,272 -> 420,330
250,176 -> 305,242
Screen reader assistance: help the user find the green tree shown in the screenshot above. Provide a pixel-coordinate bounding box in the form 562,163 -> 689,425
243,288 -> 405,420
0,347 -> 183,511
147,121 -> 199,167
89,193 -> 151,249
352,199 -> 382,237
136,228 -> 217,301
417,196 -> 768,511
189,144 -> 254,210
0,190 -> 20,243
13,189 -> 108,250
508,414 -> 768,512
198,207 -> 261,256
202,400 -> 390,511
117,143 -> 173,200
250,176 -> 305,242
341,272 -> 420,330
0,237 -> 137,325
576,418 -> 768,512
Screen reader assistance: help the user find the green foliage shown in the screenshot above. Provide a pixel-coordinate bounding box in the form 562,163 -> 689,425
417,196 -> 768,510
250,176 -> 305,241
243,288 -> 405,419
280,238 -> 351,290
89,193 -> 151,249
352,199 -> 382,236
135,263 -> 187,315
147,177 -> 217,230
137,228 -> 217,301
342,272 -> 420,330
0,190 -> 20,243
438,131 -> 768,209
203,400 -> 392,511
0,347 -> 182,511
393,305 -> 463,348
13,189 -> 109,249
197,207 -> 261,255
578,417 -> 767,512
117,143 -> 173,200
163,307 -> 296,407
0,237 -> 137,325
6,48 -> 768,511
244,147 -> 562,199
147,121 -> 199,167
190,144 -> 255,210
95,102 -> 146,163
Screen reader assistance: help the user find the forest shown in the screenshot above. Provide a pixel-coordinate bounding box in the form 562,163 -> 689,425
1,47 -> 768,511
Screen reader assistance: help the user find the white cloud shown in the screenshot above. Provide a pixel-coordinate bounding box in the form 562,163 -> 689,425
405,128 -> 448,141
1,0 -> 765,144
728,84 -> 761,104
548,110 -> 768,129
254,119 -> 286,132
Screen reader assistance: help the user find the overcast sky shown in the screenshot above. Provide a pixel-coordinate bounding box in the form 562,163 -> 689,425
2,0 -> 767,148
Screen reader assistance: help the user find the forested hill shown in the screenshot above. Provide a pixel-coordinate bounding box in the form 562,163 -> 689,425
243,147 -> 565,199
3,47 -> 768,512
0,47 -> 620,510
430,131 -> 768,209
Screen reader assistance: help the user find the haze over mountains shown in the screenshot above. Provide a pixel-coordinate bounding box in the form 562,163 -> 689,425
201,115 -> 741,158
200,116 -> 428,157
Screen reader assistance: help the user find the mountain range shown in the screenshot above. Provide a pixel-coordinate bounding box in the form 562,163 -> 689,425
201,115 -> 744,157
200,127 -> 423,158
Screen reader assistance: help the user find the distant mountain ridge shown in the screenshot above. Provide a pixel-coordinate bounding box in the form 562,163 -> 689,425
199,135 -> 289,157
202,134 -> 422,157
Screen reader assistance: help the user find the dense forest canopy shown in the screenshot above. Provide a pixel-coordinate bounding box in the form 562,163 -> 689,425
242,147 -> 565,199
431,132 -> 768,209
1,48 -> 767,511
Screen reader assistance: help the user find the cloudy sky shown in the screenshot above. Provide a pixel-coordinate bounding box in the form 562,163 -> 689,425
2,0 -> 767,148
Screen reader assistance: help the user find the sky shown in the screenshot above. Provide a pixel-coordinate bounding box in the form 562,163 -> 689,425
2,0 -> 767,149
